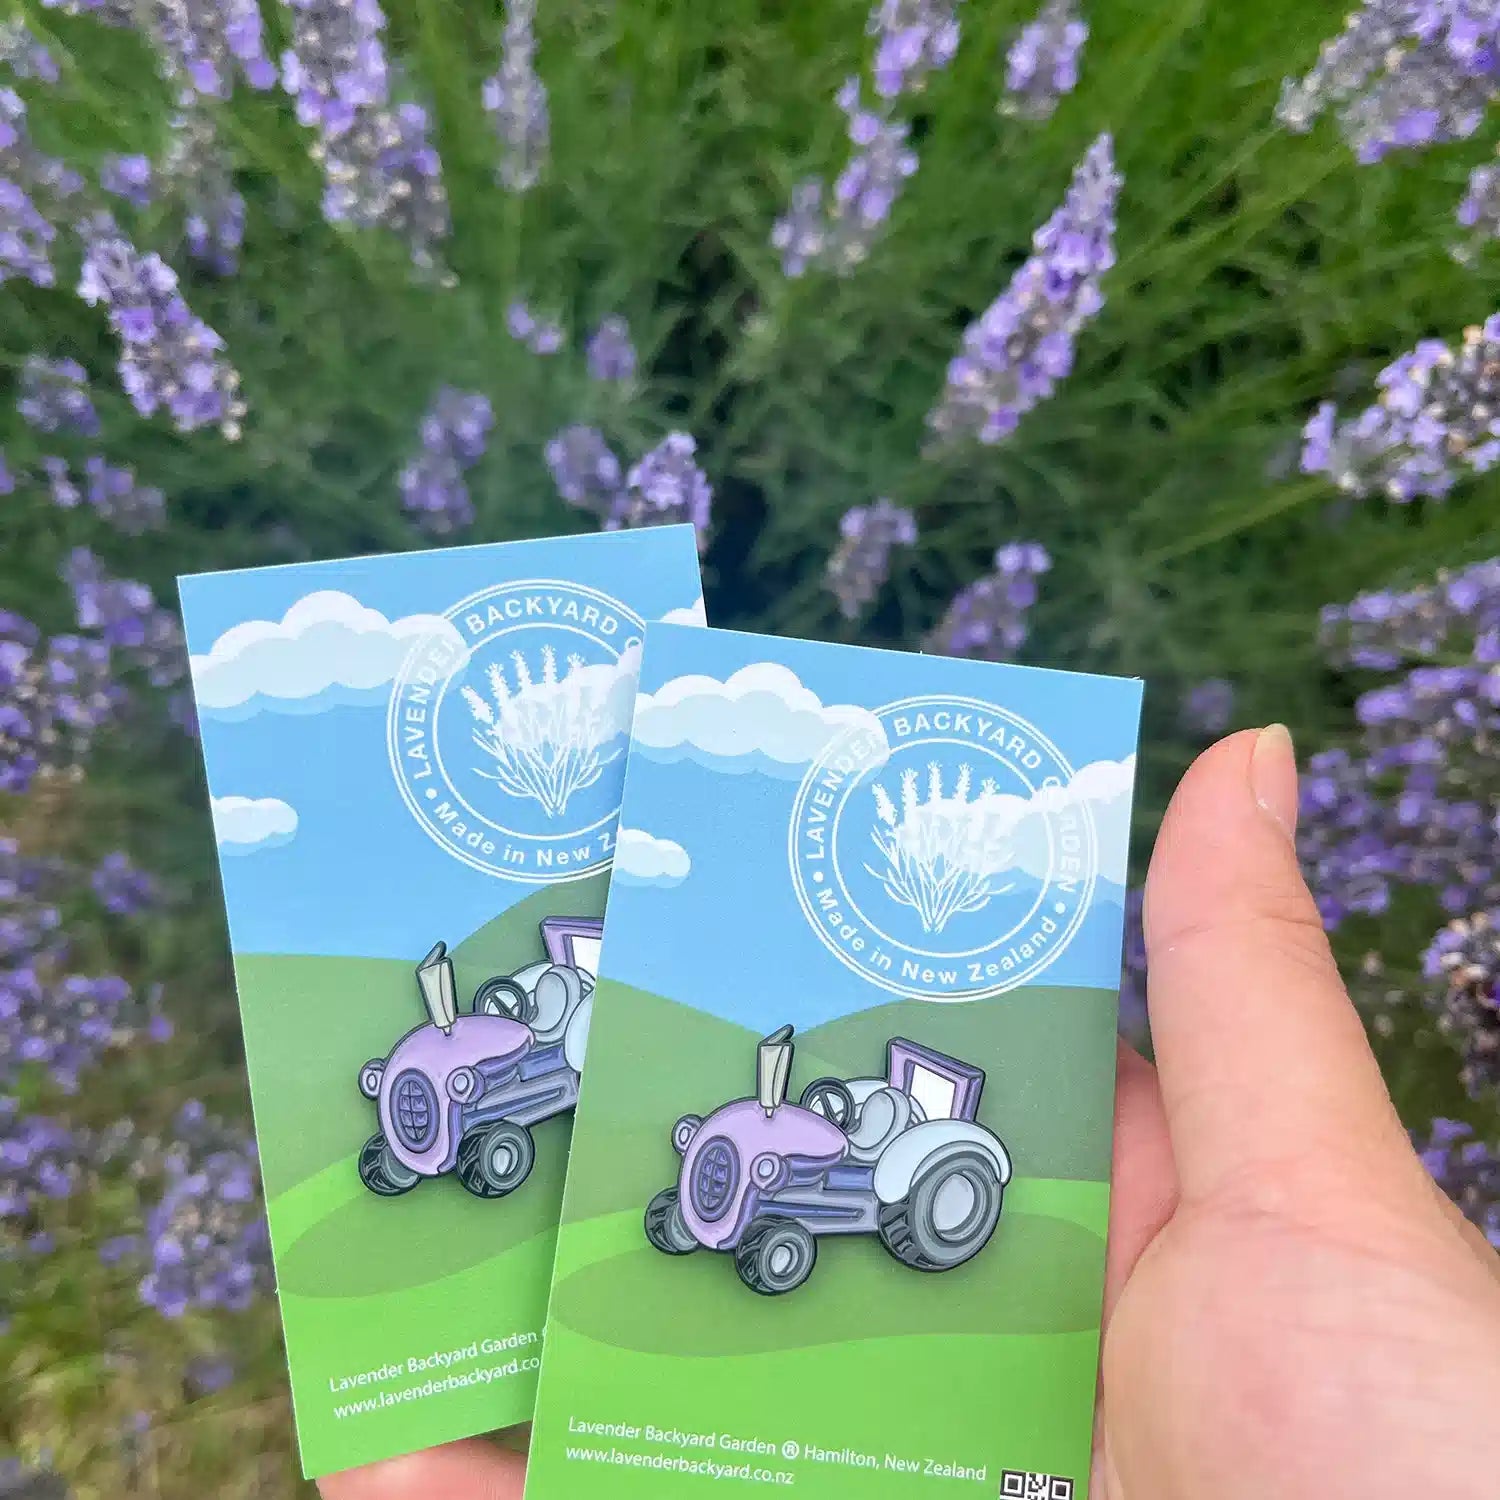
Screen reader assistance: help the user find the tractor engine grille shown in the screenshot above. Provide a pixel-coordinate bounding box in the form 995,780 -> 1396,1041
391,1070 -> 438,1150
691,1137 -> 738,1222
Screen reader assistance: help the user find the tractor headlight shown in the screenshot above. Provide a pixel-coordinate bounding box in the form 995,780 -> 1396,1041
359,1060 -> 385,1099
447,1066 -> 478,1102
751,1152 -> 784,1190
671,1114 -> 702,1154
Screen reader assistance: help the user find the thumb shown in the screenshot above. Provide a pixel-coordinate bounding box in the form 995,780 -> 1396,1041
1142,726 -> 1414,1205
318,1438 -> 525,1500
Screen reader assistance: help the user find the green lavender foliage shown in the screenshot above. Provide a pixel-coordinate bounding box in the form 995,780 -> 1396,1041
2,0 -> 1498,1492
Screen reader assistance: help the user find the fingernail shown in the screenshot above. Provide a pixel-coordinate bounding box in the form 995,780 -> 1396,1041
1249,723 -> 1298,840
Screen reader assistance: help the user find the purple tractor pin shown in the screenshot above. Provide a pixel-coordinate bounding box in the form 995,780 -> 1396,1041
645,1026 -> 1011,1295
357,916 -> 603,1200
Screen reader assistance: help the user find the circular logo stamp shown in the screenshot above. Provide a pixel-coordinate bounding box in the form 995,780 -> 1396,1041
386,579 -> 643,883
788,694 -> 1097,1001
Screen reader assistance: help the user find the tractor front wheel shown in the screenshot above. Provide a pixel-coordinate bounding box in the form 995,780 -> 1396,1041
358,1133 -> 421,1197
878,1147 -> 1002,1272
456,1121 -> 535,1198
644,1188 -> 699,1255
734,1219 -> 816,1296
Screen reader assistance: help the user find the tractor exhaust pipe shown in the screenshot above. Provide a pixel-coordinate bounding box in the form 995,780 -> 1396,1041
757,1025 -> 794,1118
416,941 -> 458,1036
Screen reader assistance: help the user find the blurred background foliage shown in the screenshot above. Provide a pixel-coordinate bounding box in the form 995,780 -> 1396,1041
2,0 -> 1498,1492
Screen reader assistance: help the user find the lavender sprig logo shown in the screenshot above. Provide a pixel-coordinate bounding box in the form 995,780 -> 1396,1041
867,763 -> 1017,933
789,694 -> 1098,1001
388,579 -> 644,883
460,646 -> 628,817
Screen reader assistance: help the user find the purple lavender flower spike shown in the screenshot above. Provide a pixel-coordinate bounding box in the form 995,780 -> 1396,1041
138,1107 -> 271,1318
610,432 -> 713,550
63,547 -> 187,686
772,80 -> 919,277
17,356 -> 99,436
91,852 -> 158,916
400,386 -> 493,535
1414,1119 -> 1500,1248
0,613 -> 119,792
482,0 -> 549,192
278,0 -> 452,279
1180,678 -> 1236,737
825,499 -> 917,619
41,456 -> 165,533
927,132 -> 1119,446
1279,0 -> 1500,163
586,316 -> 637,383
545,424 -> 624,518
1,86 -> 82,290
1302,317 -> 1500,503
76,212 -> 247,439
926,541 -> 1051,659
0,19 -> 61,84
146,0 -> 278,99
100,153 -> 154,209
1423,911 -> 1500,1099
506,300 -> 564,355
163,104 -> 245,275
1454,156 -> 1500,262
1002,0 -> 1088,121
866,0 -> 964,99
0,1112 -> 77,1230
0,450 -> 13,494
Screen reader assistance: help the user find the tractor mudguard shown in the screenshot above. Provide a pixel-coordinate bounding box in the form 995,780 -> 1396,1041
563,992 -> 593,1074
872,1118 -> 1012,1204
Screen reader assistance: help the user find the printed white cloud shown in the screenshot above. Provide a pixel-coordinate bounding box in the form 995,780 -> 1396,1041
1008,754 -> 1136,885
632,662 -> 888,778
659,598 -> 707,627
190,590 -> 465,718
212,796 -> 299,856
613,827 -> 691,888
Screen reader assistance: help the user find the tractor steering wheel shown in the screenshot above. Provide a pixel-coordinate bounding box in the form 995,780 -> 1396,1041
799,1077 -> 857,1131
473,975 -> 539,1025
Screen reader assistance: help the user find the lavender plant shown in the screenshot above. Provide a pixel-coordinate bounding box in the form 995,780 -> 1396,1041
1180,678 -> 1236,737
927,541 -> 1051,659
141,0 -> 278,99
611,432 -> 712,549
482,0 -> 549,192
928,132 -> 1118,444
99,152 -> 154,209
0,19 -> 60,84
1001,0 -> 1088,122
461,647 -> 633,817
90,852 -> 157,916
0,612 -> 118,793
162,104 -> 244,275
278,0 -> 452,278
64,548 -> 186,688
1423,912 -> 1500,1099
585,316 -> 636,383
76,213 -> 246,439
867,764 -> 1017,933
1,85 -> 83,289
506,300 -> 564,354
544,424 -> 624,519
397,386 -> 493,534
42,456 -> 166,533
866,0 -> 963,99
1301,315 -> 1500,502
17,357 -> 98,436
1415,1117 -> 1500,1246
825,498 -> 917,619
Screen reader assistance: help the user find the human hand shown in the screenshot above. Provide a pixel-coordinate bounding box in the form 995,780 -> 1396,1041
317,1434 -> 524,1500
1098,727 -> 1500,1498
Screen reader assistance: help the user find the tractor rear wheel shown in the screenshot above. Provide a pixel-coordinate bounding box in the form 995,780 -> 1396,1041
644,1188 -> 699,1254
734,1219 -> 816,1296
358,1133 -> 421,1197
456,1121 -> 535,1198
878,1147 -> 1002,1271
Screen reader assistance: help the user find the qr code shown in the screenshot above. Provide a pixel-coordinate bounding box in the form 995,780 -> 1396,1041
999,1471 -> 1074,1499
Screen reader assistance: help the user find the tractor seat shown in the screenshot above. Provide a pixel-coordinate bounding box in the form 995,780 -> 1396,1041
530,964 -> 582,1041
844,1086 -> 913,1163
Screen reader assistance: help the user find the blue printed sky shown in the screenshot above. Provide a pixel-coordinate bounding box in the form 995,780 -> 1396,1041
604,625 -> 1144,1029
177,528 -> 704,960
